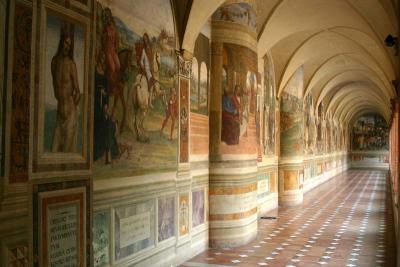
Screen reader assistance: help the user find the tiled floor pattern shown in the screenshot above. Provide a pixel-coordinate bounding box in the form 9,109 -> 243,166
181,170 -> 396,267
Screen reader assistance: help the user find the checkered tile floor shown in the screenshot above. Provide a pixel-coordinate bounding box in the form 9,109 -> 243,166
181,170 -> 396,267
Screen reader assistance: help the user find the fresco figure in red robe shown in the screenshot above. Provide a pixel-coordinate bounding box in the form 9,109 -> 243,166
161,88 -> 178,140
102,8 -> 120,96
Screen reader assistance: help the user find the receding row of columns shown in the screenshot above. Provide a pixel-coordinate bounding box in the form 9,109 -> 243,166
181,0 -> 350,249
206,0 -> 310,248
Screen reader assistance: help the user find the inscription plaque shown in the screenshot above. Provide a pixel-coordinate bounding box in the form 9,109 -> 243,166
47,202 -> 79,267
33,182 -> 89,267
119,212 -> 150,248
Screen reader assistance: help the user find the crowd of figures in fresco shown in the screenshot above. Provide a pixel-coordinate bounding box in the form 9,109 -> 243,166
280,67 -> 304,157
352,115 -> 389,151
212,2 -> 257,31
92,0 -> 178,178
220,43 -> 258,145
304,93 -> 317,154
263,53 -> 275,155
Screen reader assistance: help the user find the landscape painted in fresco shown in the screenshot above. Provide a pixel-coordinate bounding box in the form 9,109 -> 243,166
190,57 -> 199,112
93,0 -> 178,179
44,14 -> 85,153
191,33 -> 210,115
212,2 -> 256,31
352,115 -> 389,151
280,67 -> 304,157
190,59 -> 208,115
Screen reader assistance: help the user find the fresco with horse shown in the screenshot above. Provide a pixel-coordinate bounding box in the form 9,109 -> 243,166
93,0 -> 177,179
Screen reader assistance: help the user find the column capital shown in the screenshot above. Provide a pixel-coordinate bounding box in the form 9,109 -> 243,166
176,50 -> 192,79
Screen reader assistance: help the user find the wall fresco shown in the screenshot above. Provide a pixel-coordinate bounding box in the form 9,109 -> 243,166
280,67 -> 304,157
93,0 -> 177,179
263,53 -> 275,155
212,2 -> 257,31
352,114 -> 389,151
44,13 -> 85,153
191,33 -> 210,115
221,43 -> 257,146
304,93 -> 315,154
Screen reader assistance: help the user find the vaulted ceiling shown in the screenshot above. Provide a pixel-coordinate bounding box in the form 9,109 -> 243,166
177,0 -> 398,126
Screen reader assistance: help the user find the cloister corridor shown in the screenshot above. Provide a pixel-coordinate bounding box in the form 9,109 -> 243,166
3,0 -> 400,266
183,170 -> 396,267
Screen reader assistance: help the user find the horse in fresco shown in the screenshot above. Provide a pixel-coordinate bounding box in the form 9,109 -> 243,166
130,51 -> 163,143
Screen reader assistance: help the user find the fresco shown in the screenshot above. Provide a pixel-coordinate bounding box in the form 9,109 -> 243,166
44,13 -> 85,153
264,53 -> 275,155
190,57 -> 199,112
221,43 -> 257,145
280,67 -> 304,157
212,2 -> 256,31
333,125 -> 339,151
326,120 -> 332,152
316,104 -> 324,153
114,200 -> 155,261
192,189 -> 205,227
199,63 -> 208,114
179,193 -> 189,236
93,0 -> 177,179
9,3 -> 32,183
256,79 -> 262,158
93,211 -> 110,267
352,115 -> 389,151
191,33 -> 210,115
158,196 -> 175,242
304,93 -> 314,154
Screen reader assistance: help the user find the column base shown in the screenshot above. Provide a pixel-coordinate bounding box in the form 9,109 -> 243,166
279,189 -> 303,206
209,218 -> 258,248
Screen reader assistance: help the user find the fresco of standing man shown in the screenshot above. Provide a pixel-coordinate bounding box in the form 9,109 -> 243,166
136,32 -> 157,108
51,22 -> 81,152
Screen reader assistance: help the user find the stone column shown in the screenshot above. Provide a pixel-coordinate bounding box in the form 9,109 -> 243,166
209,0 -> 259,248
